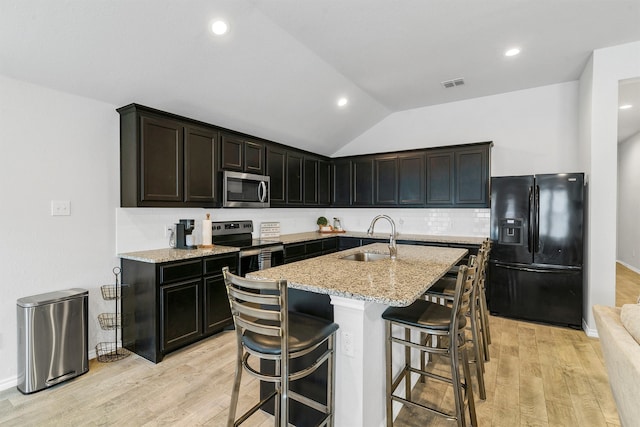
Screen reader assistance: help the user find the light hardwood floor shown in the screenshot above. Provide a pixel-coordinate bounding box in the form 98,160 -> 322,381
1,264 -> 638,426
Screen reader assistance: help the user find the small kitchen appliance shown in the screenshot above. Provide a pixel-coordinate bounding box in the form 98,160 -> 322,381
175,219 -> 196,249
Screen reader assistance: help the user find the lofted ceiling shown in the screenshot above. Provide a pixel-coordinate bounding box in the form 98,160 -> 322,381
1,0 -> 639,155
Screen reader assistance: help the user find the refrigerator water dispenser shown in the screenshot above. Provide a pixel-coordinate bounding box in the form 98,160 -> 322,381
498,218 -> 523,245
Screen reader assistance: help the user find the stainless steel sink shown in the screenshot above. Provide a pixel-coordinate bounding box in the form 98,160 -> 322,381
340,252 -> 389,262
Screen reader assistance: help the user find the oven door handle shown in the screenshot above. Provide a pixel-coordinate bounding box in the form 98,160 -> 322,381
239,245 -> 284,258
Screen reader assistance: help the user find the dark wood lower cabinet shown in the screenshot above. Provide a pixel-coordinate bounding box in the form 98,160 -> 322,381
160,279 -> 202,353
121,253 -> 237,363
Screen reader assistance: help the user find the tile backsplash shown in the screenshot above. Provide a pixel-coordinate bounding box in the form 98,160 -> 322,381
116,207 -> 490,253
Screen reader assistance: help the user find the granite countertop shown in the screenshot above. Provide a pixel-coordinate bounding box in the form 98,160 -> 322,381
118,231 -> 483,263
118,246 -> 239,263
247,243 -> 467,307
279,231 -> 486,246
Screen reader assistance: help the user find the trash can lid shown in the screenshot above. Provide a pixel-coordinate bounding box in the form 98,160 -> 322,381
17,288 -> 89,307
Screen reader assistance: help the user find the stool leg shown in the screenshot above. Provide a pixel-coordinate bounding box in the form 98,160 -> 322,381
385,321 -> 394,427
449,333 -> 465,427
228,334 -> 243,427
327,334 -> 336,427
405,327 -> 411,401
479,289 -> 492,357
469,312 -> 486,400
274,360 -> 281,427
460,339 -> 478,427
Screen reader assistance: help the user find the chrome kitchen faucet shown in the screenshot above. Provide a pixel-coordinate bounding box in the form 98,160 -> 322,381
367,215 -> 397,260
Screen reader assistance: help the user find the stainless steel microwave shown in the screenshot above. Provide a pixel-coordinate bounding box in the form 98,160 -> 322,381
222,171 -> 270,208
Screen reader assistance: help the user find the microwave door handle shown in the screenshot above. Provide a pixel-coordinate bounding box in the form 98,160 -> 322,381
258,181 -> 267,202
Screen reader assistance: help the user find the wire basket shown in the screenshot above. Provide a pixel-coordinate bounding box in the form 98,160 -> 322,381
100,284 -> 121,300
95,342 -> 130,363
97,313 -> 124,330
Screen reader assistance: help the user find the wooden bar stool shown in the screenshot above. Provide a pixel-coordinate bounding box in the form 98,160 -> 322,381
382,264 -> 477,427
223,267 -> 339,427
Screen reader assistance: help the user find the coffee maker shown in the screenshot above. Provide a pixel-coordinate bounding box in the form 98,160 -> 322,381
175,219 -> 196,249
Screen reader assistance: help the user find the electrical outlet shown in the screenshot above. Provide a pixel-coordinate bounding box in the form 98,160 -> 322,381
51,200 -> 71,216
164,225 -> 173,237
342,331 -> 355,357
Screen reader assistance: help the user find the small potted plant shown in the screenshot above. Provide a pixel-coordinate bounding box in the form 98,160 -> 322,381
317,216 -> 331,232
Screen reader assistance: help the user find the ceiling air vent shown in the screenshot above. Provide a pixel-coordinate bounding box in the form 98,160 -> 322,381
441,78 -> 465,89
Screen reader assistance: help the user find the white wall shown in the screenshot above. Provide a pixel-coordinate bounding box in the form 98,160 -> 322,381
617,131 -> 640,272
0,75 -> 120,388
579,41 -> 640,335
335,82 -> 581,177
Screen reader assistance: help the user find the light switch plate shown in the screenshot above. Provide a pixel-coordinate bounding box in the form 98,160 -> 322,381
51,200 -> 71,216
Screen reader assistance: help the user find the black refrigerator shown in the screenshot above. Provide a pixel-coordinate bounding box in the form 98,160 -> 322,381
488,173 -> 585,328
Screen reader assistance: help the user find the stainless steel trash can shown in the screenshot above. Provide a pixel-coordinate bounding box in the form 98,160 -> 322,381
17,288 -> 89,394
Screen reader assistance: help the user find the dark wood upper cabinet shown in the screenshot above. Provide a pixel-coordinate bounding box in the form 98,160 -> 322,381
454,145 -> 490,206
332,159 -> 352,206
266,144 -> 286,206
425,142 -> 491,207
140,115 -> 184,203
353,157 -> 374,205
286,151 -> 304,205
244,140 -> 264,174
220,133 -> 243,171
184,125 -> 217,204
426,149 -> 455,206
304,157 -> 319,205
374,156 -> 398,205
221,133 -> 264,174
318,160 -> 331,206
118,104 -> 218,207
398,153 -> 425,205
119,104 -> 491,209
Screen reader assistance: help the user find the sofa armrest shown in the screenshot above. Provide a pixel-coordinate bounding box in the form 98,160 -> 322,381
593,304 -> 640,427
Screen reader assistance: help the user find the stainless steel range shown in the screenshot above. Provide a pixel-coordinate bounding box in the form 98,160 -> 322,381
211,220 -> 283,276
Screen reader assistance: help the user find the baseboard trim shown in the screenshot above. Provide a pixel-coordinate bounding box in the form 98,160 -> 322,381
584,317 -> 599,338
0,350 -> 98,393
0,375 -> 17,392
617,260 -> 640,275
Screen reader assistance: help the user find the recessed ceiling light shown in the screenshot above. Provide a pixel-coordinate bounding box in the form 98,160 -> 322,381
619,104 -> 633,110
211,20 -> 228,36
337,97 -> 348,107
505,48 -> 521,57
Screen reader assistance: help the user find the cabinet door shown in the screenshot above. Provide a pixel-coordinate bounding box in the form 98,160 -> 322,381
332,159 -> 352,206
286,152 -> 304,205
398,153 -> 425,205
318,160 -> 331,206
266,145 -> 286,206
353,157 -> 374,205
203,275 -> 233,334
220,133 -> 243,171
455,146 -> 489,206
374,156 -> 398,205
244,140 -> 264,174
304,157 -> 319,205
160,279 -> 202,352
184,125 -> 217,205
140,115 -> 184,202
426,150 -> 454,206
203,253 -> 237,335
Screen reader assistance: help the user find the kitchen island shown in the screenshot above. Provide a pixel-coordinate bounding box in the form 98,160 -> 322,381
247,243 -> 467,427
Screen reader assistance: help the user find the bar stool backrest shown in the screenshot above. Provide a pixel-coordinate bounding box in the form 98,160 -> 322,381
222,267 -> 289,356
451,263 -> 477,332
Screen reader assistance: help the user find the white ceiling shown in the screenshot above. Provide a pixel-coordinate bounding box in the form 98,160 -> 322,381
1,0 -> 639,155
